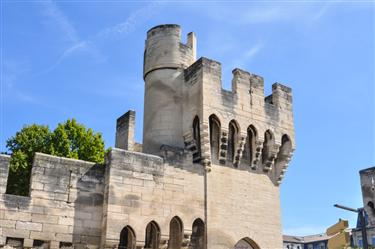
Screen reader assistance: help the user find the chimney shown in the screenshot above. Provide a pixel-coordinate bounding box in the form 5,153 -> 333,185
115,110 -> 136,151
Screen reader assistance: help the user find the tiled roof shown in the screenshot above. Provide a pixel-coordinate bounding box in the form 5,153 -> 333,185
283,233 -> 331,244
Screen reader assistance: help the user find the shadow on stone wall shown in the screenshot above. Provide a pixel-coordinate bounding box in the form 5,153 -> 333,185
72,164 -> 105,249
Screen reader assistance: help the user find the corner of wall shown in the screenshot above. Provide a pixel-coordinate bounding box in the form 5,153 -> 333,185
0,154 -> 10,194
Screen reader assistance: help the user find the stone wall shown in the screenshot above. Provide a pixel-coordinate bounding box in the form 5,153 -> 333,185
207,163 -> 282,249
101,148 -> 205,248
0,153 -> 105,249
0,155 -> 10,195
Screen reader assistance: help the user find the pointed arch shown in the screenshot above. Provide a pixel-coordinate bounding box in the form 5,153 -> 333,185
261,129 -> 275,165
274,134 -> 292,170
145,221 -> 160,249
119,226 -> 136,249
168,216 -> 183,249
232,237 -> 260,249
227,120 -> 240,164
192,116 -> 201,162
209,114 -> 221,161
190,218 -> 205,249
243,125 -> 257,167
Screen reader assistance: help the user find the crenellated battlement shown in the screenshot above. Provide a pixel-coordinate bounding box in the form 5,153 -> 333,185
172,28 -> 295,185
183,56 -> 293,114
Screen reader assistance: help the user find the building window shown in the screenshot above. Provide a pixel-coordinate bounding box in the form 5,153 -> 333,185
192,116 -> 201,162
209,115 -> 221,161
261,130 -> 274,165
168,216 -> 183,249
119,226 -> 136,249
243,125 -> 257,166
190,218 -> 205,249
227,120 -> 239,164
358,239 -> 363,247
145,221 -> 160,249
274,134 -> 292,170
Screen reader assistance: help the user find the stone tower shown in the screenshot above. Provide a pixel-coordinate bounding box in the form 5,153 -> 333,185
139,24 -> 296,248
143,24 -> 196,154
360,167 -> 375,225
0,24 -> 295,249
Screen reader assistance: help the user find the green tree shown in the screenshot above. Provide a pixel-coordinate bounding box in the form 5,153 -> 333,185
49,119 -> 105,164
6,124 -> 51,195
5,119 -> 105,196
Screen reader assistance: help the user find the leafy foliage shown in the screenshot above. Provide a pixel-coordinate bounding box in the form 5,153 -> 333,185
49,119 -> 105,164
5,119 -> 105,196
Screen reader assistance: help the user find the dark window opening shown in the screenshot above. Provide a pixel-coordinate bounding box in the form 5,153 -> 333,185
6,237 -> 23,249
209,115 -> 221,161
262,130 -> 274,164
168,216 -> 183,249
227,121 -> 239,165
243,125 -> 257,167
145,221 -> 160,249
33,239 -> 50,249
119,226 -> 136,249
59,242 -> 73,248
190,218 -> 205,249
192,116 -> 201,162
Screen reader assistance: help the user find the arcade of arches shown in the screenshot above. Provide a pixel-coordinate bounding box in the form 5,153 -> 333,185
118,217 -> 261,249
118,218 -> 206,249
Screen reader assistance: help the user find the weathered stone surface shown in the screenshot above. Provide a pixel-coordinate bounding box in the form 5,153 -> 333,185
0,24 -> 295,249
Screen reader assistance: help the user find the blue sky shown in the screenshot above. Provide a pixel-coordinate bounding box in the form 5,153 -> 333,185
1,0 -> 374,236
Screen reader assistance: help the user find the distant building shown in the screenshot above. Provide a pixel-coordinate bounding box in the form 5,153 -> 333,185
283,235 -> 304,249
283,234 -> 330,249
351,166 -> 375,247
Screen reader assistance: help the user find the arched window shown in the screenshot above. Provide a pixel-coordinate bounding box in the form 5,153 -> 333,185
274,134 -> 292,170
190,218 -> 205,249
145,221 -> 160,249
280,135 -> 292,157
168,216 -> 183,249
192,116 -> 201,162
262,130 -> 274,164
232,237 -> 260,249
119,226 -> 136,249
209,115 -> 221,161
227,120 -> 239,164
243,125 -> 257,166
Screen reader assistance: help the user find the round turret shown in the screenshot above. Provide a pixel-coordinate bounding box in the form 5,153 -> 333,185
142,24 -> 196,154
143,24 -> 195,78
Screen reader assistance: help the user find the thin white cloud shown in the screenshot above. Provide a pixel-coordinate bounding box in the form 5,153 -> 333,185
3,59 -> 31,88
206,4 -> 334,25
97,1 -> 163,39
2,59 -> 37,104
36,1 -> 105,75
41,0 -> 79,43
230,41 -> 264,69
312,2 -> 337,21
35,1 -> 163,76
33,40 -> 104,77
206,5 -> 292,25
